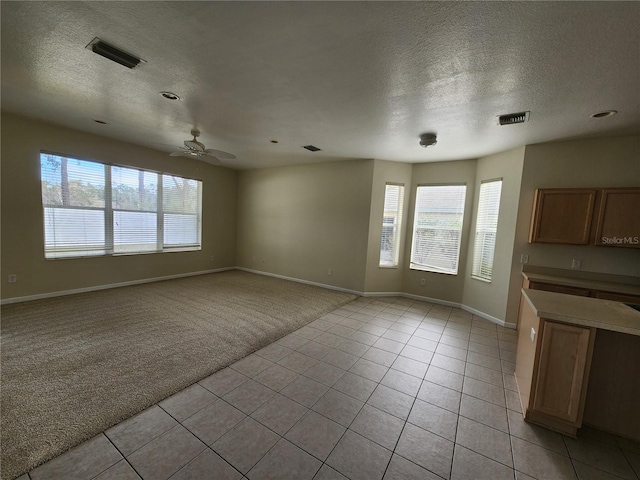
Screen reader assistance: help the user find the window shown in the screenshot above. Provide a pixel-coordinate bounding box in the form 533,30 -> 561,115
379,183 -> 405,267
472,179 -> 503,281
410,184 -> 466,275
41,153 -> 202,259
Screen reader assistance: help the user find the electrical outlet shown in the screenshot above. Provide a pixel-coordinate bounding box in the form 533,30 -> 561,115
262,258 -> 266,264
210,255 -> 215,261
571,259 -> 582,269
8,274 -> 17,283
327,268 -> 332,276
530,327 -> 536,342
420,278 -> 426,286
520,254 -> 529,264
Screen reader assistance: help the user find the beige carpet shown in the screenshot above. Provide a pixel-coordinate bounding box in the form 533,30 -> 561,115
0,270 -> 356,480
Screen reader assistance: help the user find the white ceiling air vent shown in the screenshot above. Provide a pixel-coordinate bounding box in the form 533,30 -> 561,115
498,111 -> 530,125
86,37 -> 144,69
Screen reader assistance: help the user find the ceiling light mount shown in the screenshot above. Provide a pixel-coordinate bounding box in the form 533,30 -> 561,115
590,110 -> 617,118
419,133 -> 438,148
159,91 -> 180,101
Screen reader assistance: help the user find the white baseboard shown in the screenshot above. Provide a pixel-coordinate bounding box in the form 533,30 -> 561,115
0,268 -> 235,305
462,304 -> 516,329
236,267 -> 363,296
400,292 -> 462,308
249,272 -> 515,329
2,266 -> 517,330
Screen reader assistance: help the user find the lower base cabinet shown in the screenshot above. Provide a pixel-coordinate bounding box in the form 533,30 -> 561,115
515,297 -> 595,436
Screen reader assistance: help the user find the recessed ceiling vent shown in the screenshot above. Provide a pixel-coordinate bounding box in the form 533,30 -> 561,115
303,145 -> 321,152
86,37 -> 144,69
498,111 -> 530,125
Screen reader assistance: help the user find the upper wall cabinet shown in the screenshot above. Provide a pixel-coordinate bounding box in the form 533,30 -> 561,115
594,188 -> 640,249
529,189 -> 596,244
529,187 -> 640,248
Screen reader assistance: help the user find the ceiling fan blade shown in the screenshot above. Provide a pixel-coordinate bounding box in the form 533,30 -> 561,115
205,149 -> 236,160
170,151 -> 186,156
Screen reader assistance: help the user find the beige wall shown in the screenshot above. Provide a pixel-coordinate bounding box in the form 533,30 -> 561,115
402,159 -> 477,303
1,113 -> 238,300
236,160 -> 374,292
462,147 -> 525,325
5,112 -> 637,325
364,160 -> 413,293
505,135 -> 640,324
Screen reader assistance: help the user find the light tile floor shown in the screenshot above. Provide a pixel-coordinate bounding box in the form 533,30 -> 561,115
24,296 -> 640,480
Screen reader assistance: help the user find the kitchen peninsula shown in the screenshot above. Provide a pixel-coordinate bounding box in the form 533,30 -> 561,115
515,288 -> 640,441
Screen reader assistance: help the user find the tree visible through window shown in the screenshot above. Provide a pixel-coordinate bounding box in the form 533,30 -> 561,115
379,183 -> 404,267
410,184 -> 466,275
40,153 -> 202,259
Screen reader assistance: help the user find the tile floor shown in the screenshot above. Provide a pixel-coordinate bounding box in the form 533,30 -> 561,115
23,296 -> 640,480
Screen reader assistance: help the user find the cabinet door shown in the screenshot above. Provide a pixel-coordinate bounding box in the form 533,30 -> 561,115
591,290 -> 640,305
532,320 -> 593,424
529,281 -> 590,297
529,189 -> 596,244
594,188 -> 640,248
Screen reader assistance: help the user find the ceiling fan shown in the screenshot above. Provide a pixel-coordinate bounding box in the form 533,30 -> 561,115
170,129 -> 236,165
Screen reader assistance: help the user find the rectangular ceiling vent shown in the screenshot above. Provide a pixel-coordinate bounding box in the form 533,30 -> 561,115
303,145 -> 322,152
86,37 -> 144,69
498,111 -> 530,126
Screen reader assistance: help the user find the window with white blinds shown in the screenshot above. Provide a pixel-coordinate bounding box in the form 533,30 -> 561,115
410,184 -> 467,275
472,179 -> 503,281
40,153 -> 202,259
379,183 -> 405,267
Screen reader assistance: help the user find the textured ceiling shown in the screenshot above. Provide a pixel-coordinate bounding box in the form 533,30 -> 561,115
2,1 -> 639,169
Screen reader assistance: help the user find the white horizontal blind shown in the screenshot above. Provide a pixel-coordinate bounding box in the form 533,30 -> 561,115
41,154 -> 108,258
410,184 -> 466,274
112,166 -> 159,254
163,174 -> 202,249
472,179 -> 503,281
379,183 -> 405,267
40,153 -> 202,259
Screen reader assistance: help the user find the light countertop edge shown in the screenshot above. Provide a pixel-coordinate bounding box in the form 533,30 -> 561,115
522,288 -> 640,336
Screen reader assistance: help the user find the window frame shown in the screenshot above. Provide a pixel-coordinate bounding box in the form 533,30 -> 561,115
379,182 -> 405,268
40,151 -> 203,260
409,183 -> 467,275
471,178 -> 503,282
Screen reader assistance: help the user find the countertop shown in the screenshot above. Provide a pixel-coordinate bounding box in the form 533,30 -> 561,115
522,288 -> 640,336
522,271 -> 640,296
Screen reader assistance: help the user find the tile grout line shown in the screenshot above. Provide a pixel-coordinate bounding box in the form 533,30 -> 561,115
101,432 -> 145,480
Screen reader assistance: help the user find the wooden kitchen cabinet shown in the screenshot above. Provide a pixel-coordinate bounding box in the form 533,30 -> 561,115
591,290 -> 640,304
594,188 -> 640,248
532,321 -> 593,424
529,188 -> 597,244
526,279 -> 640,304
516,296 -> 596,436
528,281 -> 590,297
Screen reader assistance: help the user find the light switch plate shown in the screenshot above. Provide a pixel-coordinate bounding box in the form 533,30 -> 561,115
530,327 -> 536,342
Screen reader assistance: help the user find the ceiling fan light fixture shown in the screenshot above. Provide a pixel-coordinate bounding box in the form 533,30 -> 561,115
169,129 -> 236,164
419,133 -> 437,148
